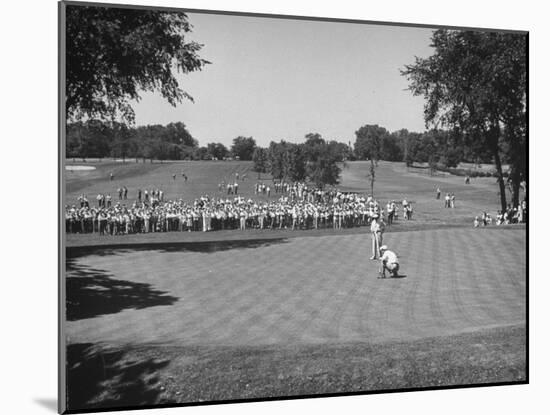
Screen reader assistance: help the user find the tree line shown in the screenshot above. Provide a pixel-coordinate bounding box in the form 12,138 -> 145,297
353,125 -> 494,168
65,5 -> 526,212
252,133 -> 350,188
66,121 -> 257,162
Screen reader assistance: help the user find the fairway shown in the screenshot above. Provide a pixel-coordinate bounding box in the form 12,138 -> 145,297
56,11 -> 530,413
65,159 -> 521,239
64,159 -> 527,408
66,227 -> 525,346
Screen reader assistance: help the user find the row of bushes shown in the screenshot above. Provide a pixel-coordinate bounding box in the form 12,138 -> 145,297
437,165 -> 509,178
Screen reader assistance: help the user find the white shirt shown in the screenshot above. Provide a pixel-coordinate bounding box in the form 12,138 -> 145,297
381,250 -> 398,264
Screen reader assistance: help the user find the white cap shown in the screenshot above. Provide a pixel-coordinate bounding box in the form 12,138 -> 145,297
380,245 -> 388,251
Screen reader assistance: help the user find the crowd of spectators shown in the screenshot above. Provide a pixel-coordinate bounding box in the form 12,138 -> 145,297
65,182 -> 409,236
474,200 -> 527,227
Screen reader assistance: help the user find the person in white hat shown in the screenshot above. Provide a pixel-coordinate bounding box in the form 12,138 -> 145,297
369,216 -> 385,259
379,245 -> 400,278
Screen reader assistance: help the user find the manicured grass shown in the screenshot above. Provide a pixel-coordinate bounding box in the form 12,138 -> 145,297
65,220 -> 525,249
63,159 -> 527,410
67,324 -> 525,410
66,227 -> 525,349
64,159 -> 526,245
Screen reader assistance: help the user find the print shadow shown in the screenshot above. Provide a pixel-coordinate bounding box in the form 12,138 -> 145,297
33,398 -> 56,412
66,343 -> 170,411
66,260 -> 178,321
67,237 -> 289,259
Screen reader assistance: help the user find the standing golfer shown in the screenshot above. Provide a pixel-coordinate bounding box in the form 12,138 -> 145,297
379,245 -> 400,278
370,216 -> 384,260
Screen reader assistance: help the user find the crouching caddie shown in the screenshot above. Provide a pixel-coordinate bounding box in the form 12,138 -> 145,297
379,245 -> 399,278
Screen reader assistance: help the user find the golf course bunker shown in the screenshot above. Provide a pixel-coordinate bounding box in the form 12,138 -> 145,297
66,165 -> 96,171
66,227 -> 526,347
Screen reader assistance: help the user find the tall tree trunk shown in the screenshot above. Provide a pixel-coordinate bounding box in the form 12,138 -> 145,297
509,134 -> 526,208
489,125 -> 507,212
511,172 -> 521,208
369,159 -> 375,198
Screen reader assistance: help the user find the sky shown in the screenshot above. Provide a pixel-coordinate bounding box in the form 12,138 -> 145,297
132,12 -> 435,147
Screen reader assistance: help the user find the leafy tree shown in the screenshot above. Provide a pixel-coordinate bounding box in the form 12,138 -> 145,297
162,122 -> 198,148
391,129 -> 410,162
231,136 -> 256,160
303,133 -> 325,159
303,134 -> 341,188
306,143 -> 341,188
206,143 -> 229,160
65,5 -> 209,123
128,132 -> 143,162
380,134 -> 404,162
134,125 -> 162,162
252,147 -> 268,176
267,141 -> 286,180
66,120 -> 112,159
354,124 -> 388,161
327,140 -> 351,162
434,129 -> 462,168
287,144 -> 307,182
193,146 -> 209,160
110,122 -> 133,162
355,125 -> 388,196
402,29 -> 526,210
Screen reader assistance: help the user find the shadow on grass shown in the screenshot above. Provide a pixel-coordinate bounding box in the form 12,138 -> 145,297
67,237 -> 289,259
66,260 -> 178,321
66,343 -> 169,411
377,274 -> 407,280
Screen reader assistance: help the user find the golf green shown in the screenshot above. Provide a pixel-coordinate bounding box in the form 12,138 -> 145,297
66,227 -> 525,347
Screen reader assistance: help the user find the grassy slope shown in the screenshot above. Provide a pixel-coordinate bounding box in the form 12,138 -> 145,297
64,159 -> 527,410
65,160 -> 259,205
65,159 -> 525,247
67,325 -> 525,410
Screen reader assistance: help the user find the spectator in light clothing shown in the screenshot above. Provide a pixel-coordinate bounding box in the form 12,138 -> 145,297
386,201 -> 394,225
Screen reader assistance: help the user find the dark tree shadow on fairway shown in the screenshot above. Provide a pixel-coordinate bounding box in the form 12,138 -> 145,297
67,237 -> 289,259
66,260 -> 178,321
66,343 -> 170,411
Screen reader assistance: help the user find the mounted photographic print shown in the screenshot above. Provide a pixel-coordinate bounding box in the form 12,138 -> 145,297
59,1 -> 528,413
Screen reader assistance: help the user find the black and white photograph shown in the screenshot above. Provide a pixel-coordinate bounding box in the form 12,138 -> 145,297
58,1 -> 528,413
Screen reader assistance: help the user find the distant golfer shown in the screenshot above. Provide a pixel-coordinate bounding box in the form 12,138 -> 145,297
379,245 -> 400,278
110,172 -> 114,181
172,173 -> 176,181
